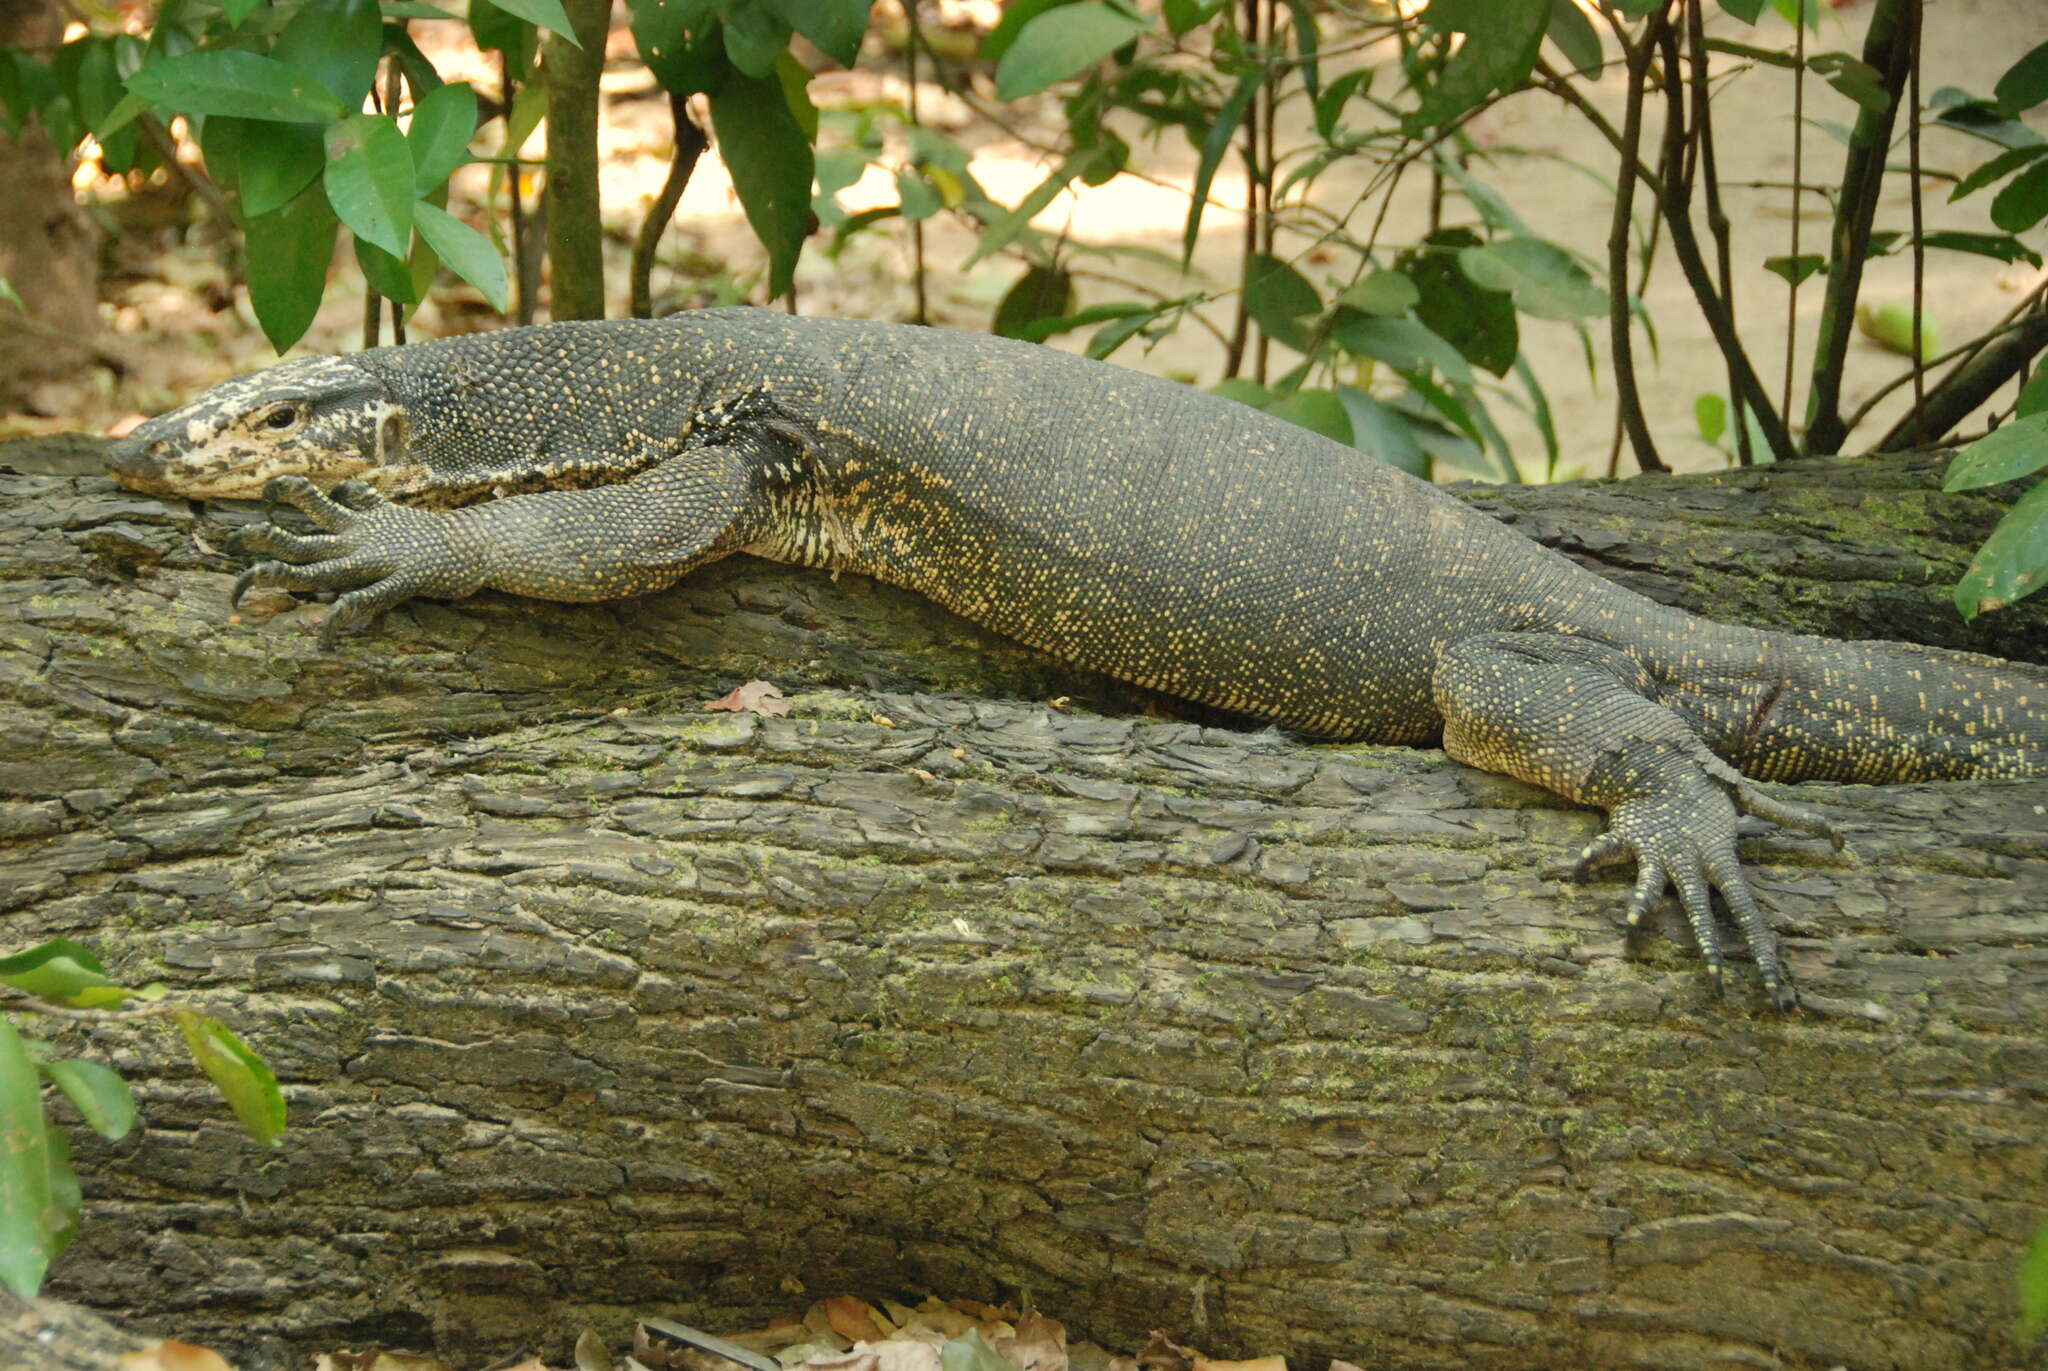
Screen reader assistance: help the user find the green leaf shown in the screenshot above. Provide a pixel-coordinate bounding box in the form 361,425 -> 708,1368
708,69 -> 812,298
1339,270 -> 1418,317
275,0 -> 383,108
1931,87 -> 2045,152
993,264 -> 1077,338
1717,0 -> 1767,21
1009,300 -> 1148,342
721,3 -> 791,78
176,1010 -> 285,1146
633,3 -> 729,95
0,939 -> 123,1009
770,0 -> 867,67
479,0 -> 581,46
0,1017 -> 56,1298
1085,311 -> 1152,360
1942,413 -> 2048,492
414,200 -> 510,311
1406,0 -> 1547,133
995,3 -> 1148,101
1333,314 -> 1474,386
1954,476 -> 2048,619
1399,227 -> 1516,377
983,0 -> 1077,64
1695,393 -> 1727,445
1264,388 -> 1352,445
1312,68 -> 1369,143
1919,231 -> 2041,268
1856,301 -> 1939,360
1335,388 -> 1429,477
407,80 -> 477,194
355,235 -> 423,307
386,22 -> 448,94
895,166 -> 940,220
38,1058 -> 135,1142
470,0 -> 538,62
1763,253 -> 1826,286
1162,0 -> 1225,37
221,0 -> 264,22
1991,161 -> 2048,233
2017,370 -> 2048,419
1809,51 -> 1890,118
1948,145 -> 2048,201
1457,236 -> 1606,320
126,50 -> 344,123
239,119 -> 325,218
1243,253 -> 1319,352
324,113 -> 415,257
1994,40 -> 2048,116
1183,67 -> 1259,265
246,181 -> 339,351
970,144 -> 1114,264
1545,0 -> 1602,78
1211,378 -> 1274,408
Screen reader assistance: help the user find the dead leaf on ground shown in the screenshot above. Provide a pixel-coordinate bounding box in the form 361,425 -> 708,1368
994,1311 -> 1066,1371
1193,1359 -> 1286,1371
703,680 -> 790,717
865,1338 -> 944,1371
120,1341 -> 236,1371
824,1297 -> 891,1343
1134,1331 -> 1196,1371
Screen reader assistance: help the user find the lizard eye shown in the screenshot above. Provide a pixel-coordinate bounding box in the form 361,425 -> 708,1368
262,405 -> 302,431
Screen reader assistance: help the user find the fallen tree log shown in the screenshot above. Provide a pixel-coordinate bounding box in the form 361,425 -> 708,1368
1,448 -> 2044,1371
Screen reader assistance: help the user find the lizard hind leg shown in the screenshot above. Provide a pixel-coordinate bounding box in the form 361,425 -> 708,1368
1431,631 -> 1843,1011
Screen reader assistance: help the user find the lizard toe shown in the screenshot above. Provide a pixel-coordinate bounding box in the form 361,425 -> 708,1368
262,474 -> 356,533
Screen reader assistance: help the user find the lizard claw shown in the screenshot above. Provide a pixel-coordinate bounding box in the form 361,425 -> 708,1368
1592,779 -> 1802,1011
229,482 -> 481,645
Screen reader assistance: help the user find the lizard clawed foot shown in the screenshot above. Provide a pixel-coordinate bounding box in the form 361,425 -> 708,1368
229,475 -> 476,648
1575,775 -> 1808,1012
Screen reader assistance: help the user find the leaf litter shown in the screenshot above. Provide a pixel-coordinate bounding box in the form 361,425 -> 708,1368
283,1294 -> 1338,1371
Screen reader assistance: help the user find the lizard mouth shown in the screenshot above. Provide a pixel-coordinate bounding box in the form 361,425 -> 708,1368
105,438 -> 372,501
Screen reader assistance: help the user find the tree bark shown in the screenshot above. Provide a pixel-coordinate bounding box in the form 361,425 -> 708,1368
2,444 -> 2045,1371
539,0 -> 613,320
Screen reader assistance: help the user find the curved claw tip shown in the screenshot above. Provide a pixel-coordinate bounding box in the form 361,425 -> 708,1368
1768,983 -> 1800,1012
230,567 -> 258,609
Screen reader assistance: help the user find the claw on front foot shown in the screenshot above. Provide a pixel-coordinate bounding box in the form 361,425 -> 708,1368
1588,783 -> 1805,1012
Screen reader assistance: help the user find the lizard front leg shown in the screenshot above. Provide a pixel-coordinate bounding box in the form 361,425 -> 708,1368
233,438 -> 769,647
1432,632 -> 1843,1010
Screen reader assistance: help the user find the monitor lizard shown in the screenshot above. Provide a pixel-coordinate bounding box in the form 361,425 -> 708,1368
104,308 -> 2047,1009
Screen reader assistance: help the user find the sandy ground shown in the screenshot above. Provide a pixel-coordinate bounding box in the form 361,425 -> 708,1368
29,1 -> 2048,480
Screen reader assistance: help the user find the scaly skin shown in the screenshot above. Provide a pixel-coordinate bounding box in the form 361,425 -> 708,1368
105,309 -> 2048,1009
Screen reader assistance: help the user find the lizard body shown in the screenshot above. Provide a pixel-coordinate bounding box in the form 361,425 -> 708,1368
106,310 -> 2048,1007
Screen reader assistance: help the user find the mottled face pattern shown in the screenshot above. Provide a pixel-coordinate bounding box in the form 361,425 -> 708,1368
105,356 -> 408,500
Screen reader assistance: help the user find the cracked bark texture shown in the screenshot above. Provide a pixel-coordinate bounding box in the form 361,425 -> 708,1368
1,442 -> 2045,1371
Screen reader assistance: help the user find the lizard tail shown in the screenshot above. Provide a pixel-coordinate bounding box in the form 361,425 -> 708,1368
1739,635 -> 2047,783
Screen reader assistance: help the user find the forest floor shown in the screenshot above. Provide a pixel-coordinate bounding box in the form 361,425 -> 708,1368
8,0 -> 2046,480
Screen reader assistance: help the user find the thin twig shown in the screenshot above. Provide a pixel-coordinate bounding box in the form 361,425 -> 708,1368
1224,0 -> 1259,380
387,54 -> 407,346
1803,0 -> 1914,453
904,0 -> 928,325
504,49 -> 531,326
1782,4 -> 1805,429
1906,0 -> 1924,447
1655,19 -> 1798,463
1840,276 -> 2048,437
1688,0 -> 1750,465
1605,8 -> 1668,474
629,93 -> 707,319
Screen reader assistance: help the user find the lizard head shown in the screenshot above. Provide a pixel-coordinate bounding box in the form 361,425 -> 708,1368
106,355 -> 411,500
